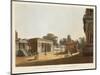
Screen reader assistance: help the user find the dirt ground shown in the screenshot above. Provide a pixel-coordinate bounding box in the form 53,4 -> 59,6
16,52 -> 93,67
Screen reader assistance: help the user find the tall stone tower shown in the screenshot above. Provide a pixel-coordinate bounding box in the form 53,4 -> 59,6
83,8 -> 93,56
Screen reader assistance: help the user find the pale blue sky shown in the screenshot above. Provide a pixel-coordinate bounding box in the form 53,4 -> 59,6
12,1 -> 87,40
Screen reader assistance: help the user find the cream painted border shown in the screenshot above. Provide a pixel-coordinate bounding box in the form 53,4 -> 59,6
12,1 -> 96,74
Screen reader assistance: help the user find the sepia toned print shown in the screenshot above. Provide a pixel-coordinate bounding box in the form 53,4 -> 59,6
12,0 -> 96,74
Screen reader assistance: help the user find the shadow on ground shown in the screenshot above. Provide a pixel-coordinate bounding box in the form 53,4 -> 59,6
16,54 -> 93,67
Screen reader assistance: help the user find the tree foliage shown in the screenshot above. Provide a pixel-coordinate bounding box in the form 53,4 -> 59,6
59,38 -> 67,45
43,33 -> 58,46
79,37 -> 86,49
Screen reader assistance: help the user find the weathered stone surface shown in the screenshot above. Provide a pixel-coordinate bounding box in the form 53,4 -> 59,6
83,8 -> 93,56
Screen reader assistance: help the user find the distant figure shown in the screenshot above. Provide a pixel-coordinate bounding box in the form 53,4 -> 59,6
34,51 -> 38,60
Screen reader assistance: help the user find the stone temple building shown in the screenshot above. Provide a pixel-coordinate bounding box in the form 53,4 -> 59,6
65,35 -> 79,55
15,31 -> 54,57
28,38 -> 53,57
83,8 -> 93,56
15,31 -> 29,56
